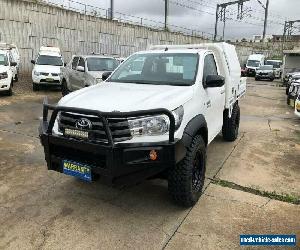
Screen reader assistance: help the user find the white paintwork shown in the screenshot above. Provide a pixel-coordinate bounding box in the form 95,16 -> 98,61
246,54 -> 265,71
32,47 -> 64,85
0,50 -> 14,92
55,43 -> 246,145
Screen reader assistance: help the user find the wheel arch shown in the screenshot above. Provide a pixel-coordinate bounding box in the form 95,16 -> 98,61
182,114 -> 208,147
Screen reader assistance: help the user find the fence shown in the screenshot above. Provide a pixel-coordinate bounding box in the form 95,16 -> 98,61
42,0 -> 217,41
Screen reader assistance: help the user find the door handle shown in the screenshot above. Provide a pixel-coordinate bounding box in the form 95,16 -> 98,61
206,100 -> 211,108
220,90 -> 225,94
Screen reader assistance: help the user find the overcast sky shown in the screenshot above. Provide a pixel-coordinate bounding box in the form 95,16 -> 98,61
52,0 -> 300,40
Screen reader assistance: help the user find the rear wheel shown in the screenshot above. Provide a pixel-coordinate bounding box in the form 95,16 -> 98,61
222,103 -> 240,142
168,135 -> 206,207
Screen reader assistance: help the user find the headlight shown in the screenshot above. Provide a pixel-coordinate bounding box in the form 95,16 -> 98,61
34,70 -> 41,76
129,115 -> 170,137
0,72 -> 8,80
128,106 -> 184,137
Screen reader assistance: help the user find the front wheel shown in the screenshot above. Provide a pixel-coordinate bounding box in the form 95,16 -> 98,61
62,80 -> 70,96
5,81 -> 13,96
33,83 -> 39,91
168,135 -> 206,207
222,103 -> 240,142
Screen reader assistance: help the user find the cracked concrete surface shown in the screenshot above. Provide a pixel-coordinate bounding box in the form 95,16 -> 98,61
0,79 -> 299,249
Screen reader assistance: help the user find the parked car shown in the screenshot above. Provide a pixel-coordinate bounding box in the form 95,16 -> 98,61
31,46 -> 64,91
61,55 -> 119,96
295,94 -> 300,118
246,54 -> 265,76
286,73 -> 300,95
287,81 -> 300,108
283,69 -> 300,84
0,49 -> 17,96
265,59 -> 282,79
0,43 -> 19,82
39,42 -> 246,207
282,49 -> 300,83
255,65 -> 275,81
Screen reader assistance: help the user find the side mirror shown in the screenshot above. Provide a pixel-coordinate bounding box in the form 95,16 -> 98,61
64,62 -> 67,67
11,62 -> 17,67
102,71 -> 112,81
204,75 -> 225,88
31,60 -> 35,64
76,66 -> 85,72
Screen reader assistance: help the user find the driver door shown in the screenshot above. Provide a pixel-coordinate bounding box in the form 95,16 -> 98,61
202,53 -> 226,142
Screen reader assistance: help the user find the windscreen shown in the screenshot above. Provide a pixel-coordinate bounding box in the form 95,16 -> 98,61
36,55 -> 63,66
266,60 -> 281,68
109,53 -> 199,86
0,54 -> 8,66
259,65 -> 273,70
87,58 -> 118,71
247,60 -> 260,67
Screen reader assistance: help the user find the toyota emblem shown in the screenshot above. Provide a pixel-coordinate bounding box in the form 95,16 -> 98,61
75,118 -> 92,130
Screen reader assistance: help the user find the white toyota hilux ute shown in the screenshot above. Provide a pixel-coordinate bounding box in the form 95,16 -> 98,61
39,43 -> 247,207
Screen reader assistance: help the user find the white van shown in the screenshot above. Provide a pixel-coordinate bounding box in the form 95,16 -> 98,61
31,46 -> 64,91
246,54 -> 265,76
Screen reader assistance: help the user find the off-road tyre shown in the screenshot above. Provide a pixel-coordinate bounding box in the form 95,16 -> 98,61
255,77 -> 259,81
62,80 -> 70,96
222,103 -> 240,142
168,135 -> 206,207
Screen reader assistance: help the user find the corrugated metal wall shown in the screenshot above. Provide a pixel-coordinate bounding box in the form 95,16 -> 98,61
0,0 -> 207,74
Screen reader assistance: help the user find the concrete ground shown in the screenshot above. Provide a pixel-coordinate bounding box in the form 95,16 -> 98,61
0,78 -> 299,250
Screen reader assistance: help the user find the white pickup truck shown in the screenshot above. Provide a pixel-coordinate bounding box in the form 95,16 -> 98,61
39,42 -> 246,207
0,49 -> 18,96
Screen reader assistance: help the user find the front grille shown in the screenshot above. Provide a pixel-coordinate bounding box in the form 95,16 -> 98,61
58,112 -> 132,144
41,72 -> 49,76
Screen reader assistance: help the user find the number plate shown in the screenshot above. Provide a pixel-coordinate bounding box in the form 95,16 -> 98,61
62,160 -> 92,182
45,78 -> 54,82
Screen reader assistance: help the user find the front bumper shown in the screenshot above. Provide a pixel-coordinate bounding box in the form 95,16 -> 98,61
256,73 -> 274,79
39,98 -> 184,186
0,78 -> 11,91
32,75 -> 61,85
